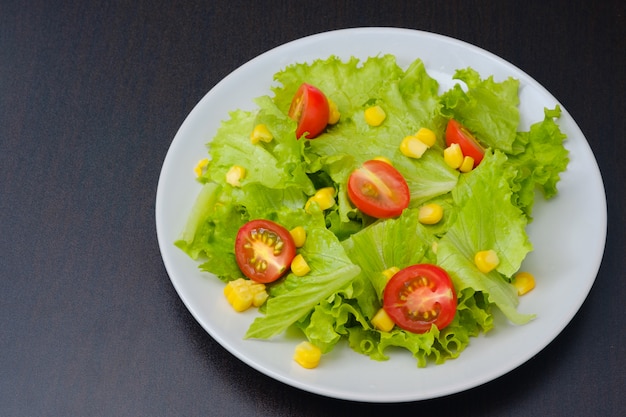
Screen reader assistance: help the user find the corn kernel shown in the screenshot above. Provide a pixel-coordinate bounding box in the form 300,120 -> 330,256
382,266 -> 400,280
459,155 -> 475,173
415,127 -> 437,147
294,341 -> 322,369
372,156 -> 393,165
225,165 -> 246,187
252,289 -> 269,307
474,249 -> 500,273
289,226 -> 307,248
513,271 -> 536,295
364,105 -> 386,126
250,124 -> 273,144
419,203 -> 444,225
371,308 -> 395,332
444,143 -> 464,169
194,158 -> 209,177
291,254 -> 311,276
327,99 -> 340,125
400,135 -> 429,159
224,278 -> 268,312
305,187 -> 335,213
223,282 -> 250,312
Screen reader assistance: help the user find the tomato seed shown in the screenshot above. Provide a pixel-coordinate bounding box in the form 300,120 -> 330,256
257,260 -> 267,272
274,240 -> 284,254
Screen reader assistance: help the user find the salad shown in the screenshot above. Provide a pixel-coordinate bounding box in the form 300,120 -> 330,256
175,55 -> 568,368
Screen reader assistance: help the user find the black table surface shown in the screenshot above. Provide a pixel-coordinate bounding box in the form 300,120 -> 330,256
2,1 -> 625,416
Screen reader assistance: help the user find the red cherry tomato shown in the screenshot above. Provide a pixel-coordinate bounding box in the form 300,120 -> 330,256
445,119 -> 485,167
347,159 -> 410,219
234,219 -> 296,284
288,83 -> 330,139
383,264 -> 457,334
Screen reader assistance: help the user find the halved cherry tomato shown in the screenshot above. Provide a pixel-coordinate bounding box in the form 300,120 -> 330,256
234,219 -> 296,284
288,83 -> 330,139
347,159 -> 410,219
382,264 -> 457,334
445,119 -> 485,167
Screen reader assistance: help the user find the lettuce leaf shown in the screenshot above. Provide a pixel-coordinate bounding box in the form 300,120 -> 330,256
245,217 -> 361,339
343,209 -> 437,297
439,68 -> 520,153
204,96 -> 315,194
437,150 -> 534,325
281,56 -> 459,218
338,209 -> 497,366
507,106 -> 569,216
175,183 -> 245,280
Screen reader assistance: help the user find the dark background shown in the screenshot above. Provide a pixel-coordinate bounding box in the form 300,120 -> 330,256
2,1 -> 624,416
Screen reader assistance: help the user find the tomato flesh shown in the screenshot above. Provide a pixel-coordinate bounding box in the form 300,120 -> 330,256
382,264 -> 457,334
445,119 -> 485,167
234,219 -> 296,284
288,83 -> 330,139
347,159 -> 410,219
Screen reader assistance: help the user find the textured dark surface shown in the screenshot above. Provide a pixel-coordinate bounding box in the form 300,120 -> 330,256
2,1 -> 624,415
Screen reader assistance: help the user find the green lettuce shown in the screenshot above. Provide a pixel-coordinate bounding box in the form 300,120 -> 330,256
508,106 -> 569,216
204,96 -> 315,194
175,55 -> 568,366
245,208 -> 361,340
439,68 -> 520,152
437,150 -> 534,325
275,56 -> 459,220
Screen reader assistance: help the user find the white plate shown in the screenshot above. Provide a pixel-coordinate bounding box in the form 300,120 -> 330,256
155,28 -> 607,402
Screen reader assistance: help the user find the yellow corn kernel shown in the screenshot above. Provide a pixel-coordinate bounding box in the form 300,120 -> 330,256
459,155 -> 475,173
364,105 -> 386,126
294,341 -> 322,369
291,254 -> 311,276
252,289 -> 269,308
513,271 -> 536,295
318,186 -> 335,198
382,266 -> 400,280
250,124 -> 273,144
225,165 -> 246,187
305,187 -> 335,213
444,143 -> 464,169
248,280 -> 268,307
194,158 -> 209,177
474,249 -> 500,273
224,288 -> 251,312
223,278 -> 268,312
415,127 -> 437,147
372,155 -> 393,165
371,308 -> 395,332
400,135 -> 429,159
327,99 -> 340,125
419,203 -> 444,225
289,226 -> 307,248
